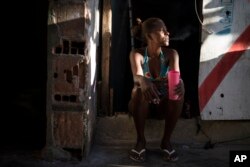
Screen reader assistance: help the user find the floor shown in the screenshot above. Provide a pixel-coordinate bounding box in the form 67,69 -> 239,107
1,115 -> 250,167
1,140 -> 250,167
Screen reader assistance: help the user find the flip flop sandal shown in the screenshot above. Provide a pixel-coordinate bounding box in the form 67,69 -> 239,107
162,149 -> 179,162
129,148 -> 146,162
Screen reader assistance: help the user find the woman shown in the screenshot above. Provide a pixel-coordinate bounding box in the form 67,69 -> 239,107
128,17 -> 185,162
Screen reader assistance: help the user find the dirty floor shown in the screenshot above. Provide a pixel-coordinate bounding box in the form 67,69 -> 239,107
1,141 -> 250,167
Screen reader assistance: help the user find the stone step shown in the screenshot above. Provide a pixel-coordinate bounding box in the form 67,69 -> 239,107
94,114 -> 250,146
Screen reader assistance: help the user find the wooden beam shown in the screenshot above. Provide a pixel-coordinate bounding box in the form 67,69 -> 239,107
101,0 -> 112,115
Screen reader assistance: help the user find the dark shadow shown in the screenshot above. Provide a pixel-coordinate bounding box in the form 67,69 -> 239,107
0,0 -> 48,151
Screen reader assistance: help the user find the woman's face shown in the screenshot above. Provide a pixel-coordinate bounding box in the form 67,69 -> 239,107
148,25 -> 170,46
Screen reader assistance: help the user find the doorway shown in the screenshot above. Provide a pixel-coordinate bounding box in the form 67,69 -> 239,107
110,0 -> 201,117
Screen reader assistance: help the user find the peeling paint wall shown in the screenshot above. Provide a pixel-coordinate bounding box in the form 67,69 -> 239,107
199,0 -> 250,120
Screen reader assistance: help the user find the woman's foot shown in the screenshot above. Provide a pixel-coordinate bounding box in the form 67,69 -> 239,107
129,148 -> 146,162
161,148 -> 178,162
129,141 -> 146,162
161,141 -> 178,162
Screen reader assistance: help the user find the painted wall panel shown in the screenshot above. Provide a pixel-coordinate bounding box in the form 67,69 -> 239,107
199,0 -> 250,120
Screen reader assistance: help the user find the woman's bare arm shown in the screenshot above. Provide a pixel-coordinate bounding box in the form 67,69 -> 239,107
167,49 -> 184,99
129,49 -> 160,102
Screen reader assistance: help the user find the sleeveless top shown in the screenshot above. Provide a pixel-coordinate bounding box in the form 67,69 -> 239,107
142,48 -> 169,97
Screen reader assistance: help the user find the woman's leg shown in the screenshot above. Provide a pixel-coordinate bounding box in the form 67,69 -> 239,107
128,87 -> 149,151
160,97 -> 184,150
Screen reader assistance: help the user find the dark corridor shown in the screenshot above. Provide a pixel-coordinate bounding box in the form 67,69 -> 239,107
111,0 -> 201,117
0,1 -> 48,151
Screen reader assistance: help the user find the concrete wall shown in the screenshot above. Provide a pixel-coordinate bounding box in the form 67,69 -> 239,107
82,0 -> 100,157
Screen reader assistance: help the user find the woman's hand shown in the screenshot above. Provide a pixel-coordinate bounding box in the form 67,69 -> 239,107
140,77 -> 160,104
174,79 -> 185,100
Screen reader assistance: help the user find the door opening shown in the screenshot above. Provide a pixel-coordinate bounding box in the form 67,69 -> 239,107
110,0 -> 202,118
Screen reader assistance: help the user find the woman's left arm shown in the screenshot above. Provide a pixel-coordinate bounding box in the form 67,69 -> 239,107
168,49 -> 180,72
168,49 -> 185,99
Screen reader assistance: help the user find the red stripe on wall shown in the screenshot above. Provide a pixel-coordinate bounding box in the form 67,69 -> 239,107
199,25 -> 250,112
